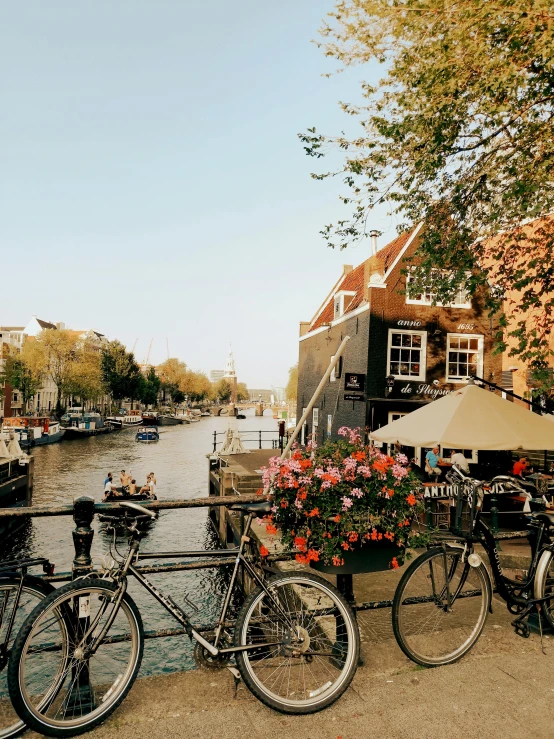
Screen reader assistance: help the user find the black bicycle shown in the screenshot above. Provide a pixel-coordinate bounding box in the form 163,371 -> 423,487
0,556 -> 54,739
392,466 -> 554,667
8,500 -> 360,737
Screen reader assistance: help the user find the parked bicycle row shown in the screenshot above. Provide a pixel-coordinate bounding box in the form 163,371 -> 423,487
1,468 -> 554,737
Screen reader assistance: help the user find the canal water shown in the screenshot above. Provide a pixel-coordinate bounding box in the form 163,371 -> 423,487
2,412 -> 279,676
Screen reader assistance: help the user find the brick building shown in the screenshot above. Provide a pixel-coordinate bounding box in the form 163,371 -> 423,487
297,224 -> 503,466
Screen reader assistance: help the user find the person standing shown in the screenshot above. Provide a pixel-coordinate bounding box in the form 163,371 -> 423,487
450,450 -> 470,474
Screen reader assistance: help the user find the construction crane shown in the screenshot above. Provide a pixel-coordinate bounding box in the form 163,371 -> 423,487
131,338 -> 138,355
144,339 -> 153,366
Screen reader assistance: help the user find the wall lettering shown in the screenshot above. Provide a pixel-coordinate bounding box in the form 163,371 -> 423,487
457,323 -> 475,331
399,382 -> 451,399
397,320 -> 422,327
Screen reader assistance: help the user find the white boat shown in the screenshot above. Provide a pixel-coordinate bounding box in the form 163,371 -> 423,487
106,410 -> 143,427
1,417 -> 65,447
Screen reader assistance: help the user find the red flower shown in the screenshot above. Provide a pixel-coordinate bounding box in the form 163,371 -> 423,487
307,548 -> 319,562
371,529 -> 378,540
294,536 -> 307,552
308,507 -> 320,518
297,489 -> 307,501
292,451 -> 302,461
333,514 -> 341,523
266,524 -> 277,535
352,451 -> 365,462
347,532 -> 358,543
390,557 -> 399,570
256,488 -> 263,496
384,532 -> 394,541
406,493 -> 417,506
341,541 -> 350,551
332,556 -> 344,567
300,459 -> 312,470
323,531 -> 332,539
260,545 -> 269,558
295,553 -> 308,565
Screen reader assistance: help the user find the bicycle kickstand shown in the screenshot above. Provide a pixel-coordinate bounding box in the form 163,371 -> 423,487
227,666 -> 242,698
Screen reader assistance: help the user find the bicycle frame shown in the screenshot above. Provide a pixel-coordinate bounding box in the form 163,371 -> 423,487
92,514 -> 289,659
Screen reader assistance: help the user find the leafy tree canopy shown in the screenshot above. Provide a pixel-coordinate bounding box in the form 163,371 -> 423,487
286,364 -> 298,402
236,382 -> 249,402
301,0 -> 554,369
101,340 -> 141,402
214,378 -> 232,403
1,356 -> 43,414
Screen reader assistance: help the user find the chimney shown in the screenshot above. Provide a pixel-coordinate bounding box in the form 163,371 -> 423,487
56,322 -> 65,330
343,264 -> 353,276
369,230 -> 379,256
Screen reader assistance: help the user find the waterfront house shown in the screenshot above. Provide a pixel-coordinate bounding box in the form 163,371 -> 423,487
296,224 -> 503,466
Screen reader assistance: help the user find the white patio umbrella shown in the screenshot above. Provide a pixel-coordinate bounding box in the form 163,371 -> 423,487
370,383 -> 554,451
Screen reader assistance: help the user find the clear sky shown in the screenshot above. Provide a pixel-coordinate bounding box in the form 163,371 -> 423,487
1,1 -> 394,387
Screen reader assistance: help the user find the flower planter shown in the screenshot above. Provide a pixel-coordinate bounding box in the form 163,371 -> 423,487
310,539 -> 403,575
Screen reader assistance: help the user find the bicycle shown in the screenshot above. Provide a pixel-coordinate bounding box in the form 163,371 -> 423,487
392,465 -> 554,667
8,500 -> 360,737
0,556 -> 55,739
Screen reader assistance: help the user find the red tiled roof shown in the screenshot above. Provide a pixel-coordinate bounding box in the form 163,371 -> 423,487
308,228 -> 417,333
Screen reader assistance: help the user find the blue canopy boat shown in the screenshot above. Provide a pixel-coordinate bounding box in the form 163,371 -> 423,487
135,426 -> 159,442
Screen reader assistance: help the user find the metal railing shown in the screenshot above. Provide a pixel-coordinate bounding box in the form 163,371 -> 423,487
212,429 -> 283,452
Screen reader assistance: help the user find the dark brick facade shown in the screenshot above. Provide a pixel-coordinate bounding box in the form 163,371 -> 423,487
297,226 -> 503,458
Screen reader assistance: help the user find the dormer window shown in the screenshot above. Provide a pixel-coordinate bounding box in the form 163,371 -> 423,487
406,270 -> 471,309
333,291 -> 357,320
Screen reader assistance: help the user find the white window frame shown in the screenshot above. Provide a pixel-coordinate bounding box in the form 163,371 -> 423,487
387,329 -> 427,382
333,290 -> 357,320
446,333 -> 484,383
405,270 -> 472,309
388,411 -> 408,424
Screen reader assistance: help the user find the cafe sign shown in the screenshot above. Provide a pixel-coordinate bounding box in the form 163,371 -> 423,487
400,382 -> 451,399
345,372 -> 365,392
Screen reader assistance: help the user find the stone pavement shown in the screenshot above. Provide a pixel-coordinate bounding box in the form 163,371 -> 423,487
25,574 -> 554,739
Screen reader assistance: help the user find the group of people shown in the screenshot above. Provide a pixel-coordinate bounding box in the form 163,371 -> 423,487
421,445 -> 471,480
103,469 -> 157,500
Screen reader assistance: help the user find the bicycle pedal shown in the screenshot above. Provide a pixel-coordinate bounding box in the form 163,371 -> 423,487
512,621 -> 530,639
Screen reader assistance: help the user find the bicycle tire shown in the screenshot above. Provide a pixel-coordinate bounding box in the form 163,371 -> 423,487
8,577 -> 143,738
235,570 -> 359,714
392,547 -> 491,667
534,548 -> 554,630
0,575 -> 54,739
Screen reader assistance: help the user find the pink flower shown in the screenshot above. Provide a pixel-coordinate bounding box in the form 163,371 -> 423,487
294,499 -> 303,509
351,487 -> 364,498
338,427 -> 349,437
391,464 -> 408,480
358,465 -> 373,478
341,496 -> 353,510
395,453 -> 408,465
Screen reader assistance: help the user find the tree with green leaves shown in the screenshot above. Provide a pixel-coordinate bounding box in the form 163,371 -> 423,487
301,0 -> 554,373
67,341 -> 104,409
214,379 -> 232,404
140,367 -> 161,407
1,356 -> 43,415
37,329 -> 78,414
286,364 -> 298,403
101,340 -> 142,407
236,382 -> 249,402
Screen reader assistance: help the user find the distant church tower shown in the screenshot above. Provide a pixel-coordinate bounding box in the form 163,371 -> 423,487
223,344 -> 237,404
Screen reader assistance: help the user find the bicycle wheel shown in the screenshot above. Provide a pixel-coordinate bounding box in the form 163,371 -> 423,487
392,546 -> 491,667
534,549 -> 554,630
8,578 -> 143,738
235,571 -> 359,714
0,575 -> 54,739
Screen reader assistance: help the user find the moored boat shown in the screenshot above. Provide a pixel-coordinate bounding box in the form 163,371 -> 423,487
142,412 -> 158,425
158,414 -> 182,426
136,426 -> 160,442
106,409 -> 143,427
1,417 -> 64,448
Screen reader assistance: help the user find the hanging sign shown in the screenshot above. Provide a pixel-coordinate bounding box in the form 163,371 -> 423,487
344,393 -> 365,402
344,373 -> 365,392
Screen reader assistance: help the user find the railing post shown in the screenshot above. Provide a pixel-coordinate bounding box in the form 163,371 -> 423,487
259,430 -> 262,450
72,496 -> 95,578
213,430 -> 217,453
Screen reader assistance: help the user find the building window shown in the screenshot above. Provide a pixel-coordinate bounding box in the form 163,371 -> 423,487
388,412 -> 408,424
333,290 -> 357,320
447,334 -> 484,382
406,271 -> 471,309
387,330 -> 427,381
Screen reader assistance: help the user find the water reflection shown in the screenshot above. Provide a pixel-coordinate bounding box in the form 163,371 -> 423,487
2,412 -> 278,674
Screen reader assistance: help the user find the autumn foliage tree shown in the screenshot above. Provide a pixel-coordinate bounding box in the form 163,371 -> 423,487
301,0 -> 554,376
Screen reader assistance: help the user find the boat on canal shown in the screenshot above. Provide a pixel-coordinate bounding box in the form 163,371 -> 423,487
135,426 -> 159,442
0,436 -> 33,537
158,414 -> 182,426
1,417 -> 65,448
61,412 -> 115,440
106,409 -> 143,428
142,412 -> 158,425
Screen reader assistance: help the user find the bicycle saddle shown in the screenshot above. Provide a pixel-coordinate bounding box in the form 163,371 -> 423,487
230,500 -> 272,515
531,512 -> 554,528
